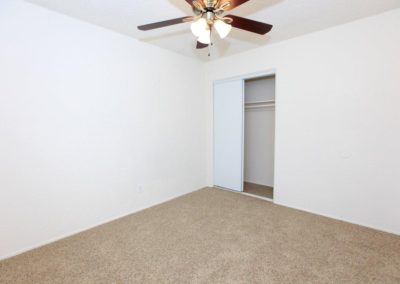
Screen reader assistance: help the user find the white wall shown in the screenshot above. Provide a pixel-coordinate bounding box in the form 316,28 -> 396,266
1,1 -> 399,261
244,77 -> 275,187
206,9 -> 400,235
0,0 -> 207,259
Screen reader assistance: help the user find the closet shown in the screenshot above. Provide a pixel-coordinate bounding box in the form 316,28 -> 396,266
213,74 -> 275,200
243,76 -> 275,199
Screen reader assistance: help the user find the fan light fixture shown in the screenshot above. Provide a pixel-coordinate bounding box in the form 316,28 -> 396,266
191,18 -> 211,44
191,17 -> 232,43
138,0 -> 273,55
198,31 -> 211,44
214,19 -> 232,39
190,18 -> 208,37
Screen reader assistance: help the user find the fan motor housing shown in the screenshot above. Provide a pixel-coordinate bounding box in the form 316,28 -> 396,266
206,11 -> 215,23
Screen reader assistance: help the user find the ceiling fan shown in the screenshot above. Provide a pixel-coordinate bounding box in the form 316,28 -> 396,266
138,0 -> 273,53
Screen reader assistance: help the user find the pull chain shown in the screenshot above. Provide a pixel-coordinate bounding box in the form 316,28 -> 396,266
208,29 -> 213,57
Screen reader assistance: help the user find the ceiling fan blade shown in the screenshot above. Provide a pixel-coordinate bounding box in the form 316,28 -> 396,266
185,0 -> 195,6
196,41 -> 208,49
185,0 -> 205,11
219,0 -> 251,11
138,17 -> 190,31
226,15 -> 273,35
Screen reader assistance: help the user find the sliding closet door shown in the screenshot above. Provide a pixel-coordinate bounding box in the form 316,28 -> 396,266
213,79 -> 244,192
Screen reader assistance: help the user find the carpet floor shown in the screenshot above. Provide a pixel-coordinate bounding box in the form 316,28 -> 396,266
244,182 -> 274,199
1,188 -> 399,284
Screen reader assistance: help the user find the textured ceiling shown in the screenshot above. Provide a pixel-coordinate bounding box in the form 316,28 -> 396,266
25,0 -> 400,61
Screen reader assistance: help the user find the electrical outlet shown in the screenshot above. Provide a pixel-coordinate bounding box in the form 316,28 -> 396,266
137,185 -> 143,194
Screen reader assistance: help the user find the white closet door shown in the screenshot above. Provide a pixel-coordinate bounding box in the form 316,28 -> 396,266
213,79 -> 244,192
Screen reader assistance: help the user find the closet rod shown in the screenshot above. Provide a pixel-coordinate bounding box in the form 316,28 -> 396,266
245,100 -> 275,109
245,100 -> 275,105
245,105 -> 275,109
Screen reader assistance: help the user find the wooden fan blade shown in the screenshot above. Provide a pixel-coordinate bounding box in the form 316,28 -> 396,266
219,0 -> 251,11
185,0 -> 205,10
138,17 -> 190,31
185,0 -> 193,6
226,15 -> 273,35
196,41 -> 208,49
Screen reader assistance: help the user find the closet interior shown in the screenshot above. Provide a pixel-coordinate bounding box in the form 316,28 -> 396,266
243,75 -> 275,199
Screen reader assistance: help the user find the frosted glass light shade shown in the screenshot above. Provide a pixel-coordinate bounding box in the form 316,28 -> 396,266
198,31 -> 211,44
191,18 -> 209,37
214,20 -> 232,39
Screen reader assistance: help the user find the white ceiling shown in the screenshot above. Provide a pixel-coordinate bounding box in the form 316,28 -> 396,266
25,0 -> 400,61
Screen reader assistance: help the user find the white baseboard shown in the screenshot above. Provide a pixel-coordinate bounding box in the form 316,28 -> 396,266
274,201 -> 399,236
214,186 -> 398,236
0,186 -> 203,261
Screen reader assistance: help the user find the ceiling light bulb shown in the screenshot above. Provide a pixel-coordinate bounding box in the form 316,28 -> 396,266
214,19 -> 232,39
198,31 -> 211,44
191,18 -> 208,37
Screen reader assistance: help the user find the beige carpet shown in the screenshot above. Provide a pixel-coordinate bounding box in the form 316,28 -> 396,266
1,188 -> 399,284
244,182 -> 274,199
